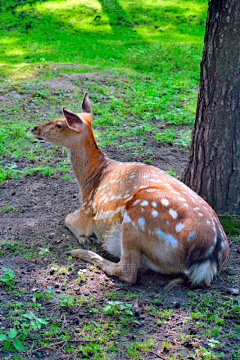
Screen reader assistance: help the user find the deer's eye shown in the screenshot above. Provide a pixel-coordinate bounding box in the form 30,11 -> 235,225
55,124 -> 61,129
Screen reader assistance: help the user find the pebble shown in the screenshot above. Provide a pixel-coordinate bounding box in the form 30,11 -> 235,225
133,307 -> 141,317
49,232 -> 55,239
227,288 -> 239,295
55,283 -> 60,288
172,301 -> 180,308
237,248 -> 240,254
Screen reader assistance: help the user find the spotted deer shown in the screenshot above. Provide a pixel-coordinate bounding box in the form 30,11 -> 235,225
31,93 -> 229,287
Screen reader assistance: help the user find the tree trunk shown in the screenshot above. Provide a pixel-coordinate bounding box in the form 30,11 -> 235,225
182,0 -> 240,215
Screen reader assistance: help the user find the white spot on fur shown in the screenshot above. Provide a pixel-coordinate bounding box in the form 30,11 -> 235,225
193,207 -> 200,211
155,228 -> 178,248
187,231 -> 196,241
115,194 -> 123,200
169,208 -> 178,219
152,201 -> 157,208
206,220 -> 211,225
123,193 -> 130,199
152,210 -> 158,217
205,246 -> 214,258
140,201 -> 148,206
132,199 -> 141,206
85,208 -> 90,214
138,218 -> 145,230
198,212 -> 203,217
161,198 -> 169,207
123,215 -> 131,223
175,223 -> 183,232
178,196 -> 186,202
124,196 -> 133,203
88,190 -> 93,200
183,203 -> 188,207
88,200 -> 92,206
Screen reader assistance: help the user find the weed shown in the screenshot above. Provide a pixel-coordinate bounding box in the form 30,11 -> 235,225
59,293 -> 75,307
38,246 -> 50,257
0,267 -> 15,289
0,202 -> 15,213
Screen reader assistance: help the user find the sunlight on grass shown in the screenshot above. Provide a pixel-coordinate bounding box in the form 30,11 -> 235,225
0,0 -> 207,78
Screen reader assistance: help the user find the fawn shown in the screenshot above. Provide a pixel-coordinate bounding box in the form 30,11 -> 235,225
31,93 -> 229,287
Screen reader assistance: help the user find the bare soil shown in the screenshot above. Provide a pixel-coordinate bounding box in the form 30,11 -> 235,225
0,133 -> 240,359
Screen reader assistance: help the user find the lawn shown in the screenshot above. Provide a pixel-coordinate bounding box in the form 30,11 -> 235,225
0,0 -> 240,359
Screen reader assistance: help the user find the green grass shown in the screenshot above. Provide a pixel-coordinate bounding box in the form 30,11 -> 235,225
0,0 -> 208,182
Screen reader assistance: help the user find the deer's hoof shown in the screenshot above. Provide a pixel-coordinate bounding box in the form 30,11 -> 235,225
80,237 -> 92,250
65,250 -> 73,256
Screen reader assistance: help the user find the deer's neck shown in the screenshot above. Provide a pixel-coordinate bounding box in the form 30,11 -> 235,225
68,137 -> 107,194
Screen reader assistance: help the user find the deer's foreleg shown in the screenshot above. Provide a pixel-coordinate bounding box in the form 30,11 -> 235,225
65,209 -> 94,249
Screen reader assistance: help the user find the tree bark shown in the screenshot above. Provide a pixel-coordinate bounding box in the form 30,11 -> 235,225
182,0 -> 240,215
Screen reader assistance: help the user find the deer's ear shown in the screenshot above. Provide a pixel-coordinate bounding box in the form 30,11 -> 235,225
81,92 -> 92,116
62,107 -> 83,132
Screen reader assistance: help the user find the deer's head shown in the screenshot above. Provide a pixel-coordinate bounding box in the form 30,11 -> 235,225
31,92 -> 93,148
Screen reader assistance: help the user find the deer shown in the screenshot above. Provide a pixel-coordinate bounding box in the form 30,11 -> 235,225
31,93 -> 229,287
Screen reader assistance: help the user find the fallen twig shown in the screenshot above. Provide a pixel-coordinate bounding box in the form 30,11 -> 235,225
29,340 -> 67,354
150,351 -> 165,359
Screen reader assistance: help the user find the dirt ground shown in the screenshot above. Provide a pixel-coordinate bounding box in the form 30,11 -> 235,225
0,141 -> 240,359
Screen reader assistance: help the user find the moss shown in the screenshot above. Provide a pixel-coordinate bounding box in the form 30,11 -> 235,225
219,216 -> 240,235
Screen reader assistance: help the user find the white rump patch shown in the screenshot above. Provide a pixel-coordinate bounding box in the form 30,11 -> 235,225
186,261 -> 217,286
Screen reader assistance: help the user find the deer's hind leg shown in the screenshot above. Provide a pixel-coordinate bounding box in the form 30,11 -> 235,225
66,218 -> 141,284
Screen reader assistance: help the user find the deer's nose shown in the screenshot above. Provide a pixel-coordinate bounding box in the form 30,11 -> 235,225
31,126 -> 38,133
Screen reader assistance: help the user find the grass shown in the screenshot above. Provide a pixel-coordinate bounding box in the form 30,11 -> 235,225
0,0 -> 209,182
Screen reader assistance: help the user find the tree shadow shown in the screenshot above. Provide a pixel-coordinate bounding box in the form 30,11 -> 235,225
98,0 -> 138,35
